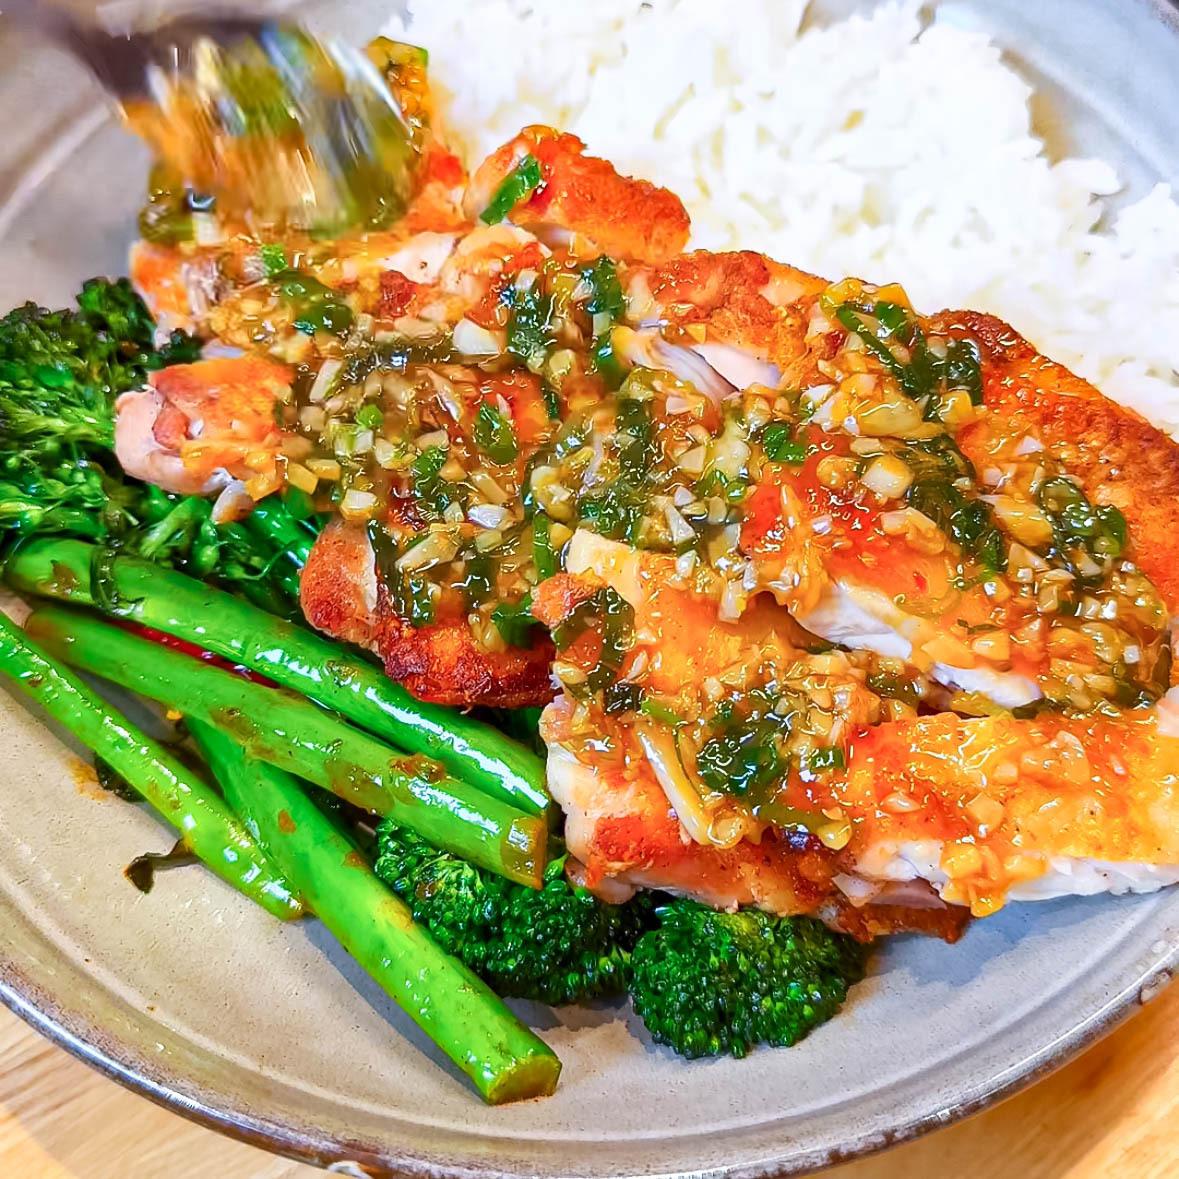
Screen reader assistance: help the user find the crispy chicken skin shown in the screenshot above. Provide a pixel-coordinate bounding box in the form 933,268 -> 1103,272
114,357 -> 293,498
942,309 -> 1179,614
118,112 -> 1179,934
466,126 -> 690,264
295,521 -> 379,650
627,250 -> 826,366
535,531 -> 1179,926
629,252 -> 1179,612
541,694 -> 968,943
805,701 -> 1179,916
301,522 -> 556,709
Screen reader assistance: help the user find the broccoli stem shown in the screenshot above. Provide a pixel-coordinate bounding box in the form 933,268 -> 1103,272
241,499 -> 317,601
25,604 -> 547,888
233,574 -> 300,619
6,538 -> 553,820
0,610 -> 303,921
188,719 -> 560,1104
136,495 -> 209,560
0,502 -> 105,537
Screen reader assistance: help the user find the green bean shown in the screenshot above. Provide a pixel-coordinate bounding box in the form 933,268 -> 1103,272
0,611 -> 302,920
189,720 -> 559,1103
25,604 -> 546,887
6,538 -> 552,820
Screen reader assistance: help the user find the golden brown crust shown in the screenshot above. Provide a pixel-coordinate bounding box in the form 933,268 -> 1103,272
298,522 -> 378,649
467,126 -> 690,264
377,613 -> 555,709
582,774 -> 965,941
300,523 -> 556,709
937,309 -> 1179,614
629,250 -> 829,382
824,899 -> 970,943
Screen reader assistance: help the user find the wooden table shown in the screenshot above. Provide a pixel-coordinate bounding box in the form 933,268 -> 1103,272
1,986 -> 1176,1179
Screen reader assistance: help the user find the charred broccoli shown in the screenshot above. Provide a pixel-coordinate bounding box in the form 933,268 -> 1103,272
628,900 -> 868,1058
374,821 -> 654,1005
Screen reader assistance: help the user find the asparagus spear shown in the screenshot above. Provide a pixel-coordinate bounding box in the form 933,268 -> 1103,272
6,538 -> 552,820
25,605 -> 546,888
0,611 -> 303,920
188,719 -> 560,1104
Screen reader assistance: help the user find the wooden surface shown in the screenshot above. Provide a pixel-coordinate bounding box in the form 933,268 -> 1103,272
0,985 -> 1176,1179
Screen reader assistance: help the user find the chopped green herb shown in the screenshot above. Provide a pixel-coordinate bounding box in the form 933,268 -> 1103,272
367,522 -> 436,628
580,256 -> 625,321
908,478 -> 1007,573
273,269 -> 353,337
473,401 -> 519,464
615,398 -> 654,484
552,586 -> 634,695
578,484 -> 644,543
412,445 -> 465,519
541,379 -> 561,420
356,403 -> 384,431
1038,476 -> 1126,570
259,243 -> 288,276
762,422 -> 809,465
806,746 -> 845,773
480,154 -> 543,225
591,331 -> 625,391
491,595 -> 540,647
390,567 -> 436,627
458,551 -> 493,609
866,670 -> 921,708
942,338 -> 983,405
697,728 -> 783,798
532,513 -> 560,581
836,300 -> 982,412
506,284 -> 555,369
602,680 -> 643,714
696,469 -> 750,505
694,689 -> 792,799
639,697 -> 683,726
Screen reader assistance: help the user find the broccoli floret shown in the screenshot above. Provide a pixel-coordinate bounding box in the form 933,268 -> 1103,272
373,821 -> 655,1005
0,281 -> 308,609
0,282 -> 176,539
0,280 -> 197,437
628,900 -> 869,1059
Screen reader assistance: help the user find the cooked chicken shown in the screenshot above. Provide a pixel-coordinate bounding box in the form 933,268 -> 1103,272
116,109 -> 1179,934
114,357 -> 293,500
535,530 -> 1179,924
465,126 -> 690,264
301,520 -> 555,708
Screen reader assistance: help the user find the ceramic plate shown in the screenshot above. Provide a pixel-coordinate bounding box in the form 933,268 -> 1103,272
0,1 -> 1177,1175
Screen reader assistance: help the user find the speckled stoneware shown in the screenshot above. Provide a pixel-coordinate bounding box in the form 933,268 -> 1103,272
1,1 -> 1177,1175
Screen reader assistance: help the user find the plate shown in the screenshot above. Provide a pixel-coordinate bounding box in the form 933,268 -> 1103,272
0,2 -> 1177,1175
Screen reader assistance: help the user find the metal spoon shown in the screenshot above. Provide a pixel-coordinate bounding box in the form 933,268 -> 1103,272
2,1 -> 416,232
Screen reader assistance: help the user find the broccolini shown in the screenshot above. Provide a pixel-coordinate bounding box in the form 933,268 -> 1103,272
374,821 -> 654,1005
628,899 -> 868,1059
0,279 -> 315,609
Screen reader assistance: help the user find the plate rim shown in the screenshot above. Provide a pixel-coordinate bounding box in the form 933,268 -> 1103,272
2,935 -> 1175,1177
1,0 -> 1179,1174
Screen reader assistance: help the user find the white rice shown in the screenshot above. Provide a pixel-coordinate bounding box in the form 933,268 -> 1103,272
386,0 -> 1179,436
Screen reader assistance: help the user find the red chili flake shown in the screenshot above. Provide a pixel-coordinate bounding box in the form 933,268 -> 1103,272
377,270 -> 421,319
914,572 -> 929,594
